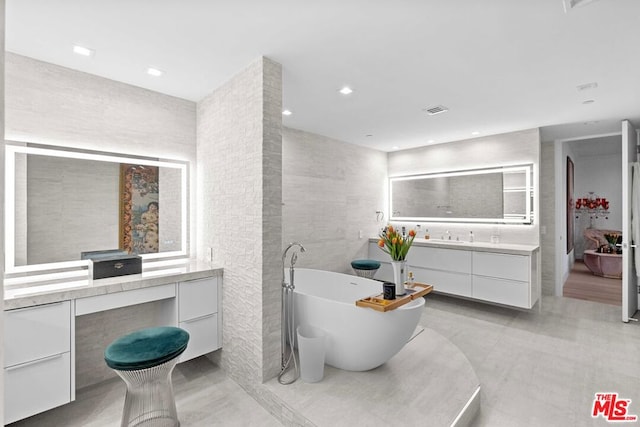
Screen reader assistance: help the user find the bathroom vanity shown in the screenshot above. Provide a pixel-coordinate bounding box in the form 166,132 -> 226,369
369,238 -> 540,309
3,261 -> 222,425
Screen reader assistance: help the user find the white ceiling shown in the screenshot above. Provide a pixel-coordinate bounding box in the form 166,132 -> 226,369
6,0 -> 640,151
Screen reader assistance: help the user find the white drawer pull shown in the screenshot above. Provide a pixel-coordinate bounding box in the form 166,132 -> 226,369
183,313 -> 215,324
6,353 -> 65,371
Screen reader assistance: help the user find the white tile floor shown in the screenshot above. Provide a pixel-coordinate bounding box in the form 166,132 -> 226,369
422,294 -> 640,427
9,357 -> 280,427
264,327 -> 480,426
9,294 -> 640,427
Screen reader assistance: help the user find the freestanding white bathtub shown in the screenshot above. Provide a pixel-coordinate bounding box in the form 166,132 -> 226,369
292,268 -> 425,371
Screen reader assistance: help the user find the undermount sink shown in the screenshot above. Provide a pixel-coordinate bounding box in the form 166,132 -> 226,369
427,239 -> 468,244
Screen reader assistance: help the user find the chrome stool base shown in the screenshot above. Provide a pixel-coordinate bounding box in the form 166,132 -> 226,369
114,358 -> 180,427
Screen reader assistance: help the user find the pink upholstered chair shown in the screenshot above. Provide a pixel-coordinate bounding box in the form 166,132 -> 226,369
583,229 -> 622,251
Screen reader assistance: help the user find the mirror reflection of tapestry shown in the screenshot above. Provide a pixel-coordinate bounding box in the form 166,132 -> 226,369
120,164 -> 159,254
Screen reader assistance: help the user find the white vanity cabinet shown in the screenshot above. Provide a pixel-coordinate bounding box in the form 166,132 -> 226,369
407,246 -> 472,297
472,251 -> 538,309
177,277 -> 222,362
368,240 -> 539,309
4,301 -> 72,425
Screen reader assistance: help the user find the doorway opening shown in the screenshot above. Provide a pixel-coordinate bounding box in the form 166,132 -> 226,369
561,134 -> 623,306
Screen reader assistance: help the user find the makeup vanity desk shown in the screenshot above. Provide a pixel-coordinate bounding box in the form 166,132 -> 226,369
3,260 -> 223,425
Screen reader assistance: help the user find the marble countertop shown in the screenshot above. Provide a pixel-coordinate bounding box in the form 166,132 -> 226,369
370,237 -> 539,255
4,259 -> 223,310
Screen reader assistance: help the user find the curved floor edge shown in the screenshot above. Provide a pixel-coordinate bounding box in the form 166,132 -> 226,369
263,327 -> 481,426
451,386 -> 481,427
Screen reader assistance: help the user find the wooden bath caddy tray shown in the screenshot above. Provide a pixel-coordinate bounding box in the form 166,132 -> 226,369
355,282 -> 433,312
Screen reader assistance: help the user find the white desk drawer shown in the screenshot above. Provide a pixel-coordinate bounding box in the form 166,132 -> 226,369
75,283 -> 176,316
413,267 -> 472,297
408,246 -> 472,274
473,252 -> 529,282
5,351 -> 71,425
179,277 -> 218,321
472,276 -> 530,308
179,313 -> 219,362
4,301 -> 71,368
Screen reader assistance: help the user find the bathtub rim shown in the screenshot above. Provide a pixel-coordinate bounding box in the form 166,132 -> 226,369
292,268 -> 425,311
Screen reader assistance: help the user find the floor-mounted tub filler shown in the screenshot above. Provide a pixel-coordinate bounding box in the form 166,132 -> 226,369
293,268 -> 424,371
279,242 -> 306,384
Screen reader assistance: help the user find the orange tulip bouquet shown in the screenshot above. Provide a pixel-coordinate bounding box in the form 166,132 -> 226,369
377,225 -> 416,261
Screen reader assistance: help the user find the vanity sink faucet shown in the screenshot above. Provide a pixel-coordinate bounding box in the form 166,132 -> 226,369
445,230 -> 451,240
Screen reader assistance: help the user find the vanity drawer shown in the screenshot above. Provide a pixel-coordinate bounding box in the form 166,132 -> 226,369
408,246 -> 472,274
4,301 -> 71,368
179,277 -> 218,321
413,267 -> 472,297
472,276 -> 530,308
5,351 -> 71,425
179,313 -> 219,362
473,252 -> 529,282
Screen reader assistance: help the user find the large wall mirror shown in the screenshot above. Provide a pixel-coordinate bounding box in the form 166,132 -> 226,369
390,164 -> 533,224
5,143 -> 188,274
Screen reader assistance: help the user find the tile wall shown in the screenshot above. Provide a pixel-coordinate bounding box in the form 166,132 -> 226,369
196,57 -> 283,387
282,127 -> 387,273
540,141 -> 556,295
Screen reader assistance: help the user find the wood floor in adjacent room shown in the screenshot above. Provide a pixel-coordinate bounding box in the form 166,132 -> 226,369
563,259 -> 621,306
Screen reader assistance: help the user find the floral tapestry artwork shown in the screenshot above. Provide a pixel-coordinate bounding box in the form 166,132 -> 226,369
120,164 -> 159,254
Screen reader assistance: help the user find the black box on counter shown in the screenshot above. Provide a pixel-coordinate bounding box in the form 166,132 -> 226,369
82,250 -> 142,280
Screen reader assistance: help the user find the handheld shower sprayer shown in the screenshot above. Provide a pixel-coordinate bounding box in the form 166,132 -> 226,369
282,242 -> 306,289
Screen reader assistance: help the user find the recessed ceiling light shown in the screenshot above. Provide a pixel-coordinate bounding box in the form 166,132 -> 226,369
146,67 -> 164,77
471,131 -> 480,136
73,45 -> 94,57
392,146 -> 399,150
582,99 -> 595,104
339,86 -> 353,95
427,139 -> 435,144
282,109 -> 292,116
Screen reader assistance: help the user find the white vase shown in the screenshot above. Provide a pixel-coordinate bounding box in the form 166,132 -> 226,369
391,260 -> 407,296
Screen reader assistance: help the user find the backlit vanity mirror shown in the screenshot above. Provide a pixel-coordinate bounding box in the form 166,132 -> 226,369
5,143 -> 188,274
389,164 -> 533,224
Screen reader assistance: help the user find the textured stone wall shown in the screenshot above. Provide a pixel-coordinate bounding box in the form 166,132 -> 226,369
282,127 -> 387,274
196,57 -> 282,383
540,141 -> 556,295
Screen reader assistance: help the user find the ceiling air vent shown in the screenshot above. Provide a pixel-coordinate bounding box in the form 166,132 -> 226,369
576,82 -> 598,91
424,105 -> 449,116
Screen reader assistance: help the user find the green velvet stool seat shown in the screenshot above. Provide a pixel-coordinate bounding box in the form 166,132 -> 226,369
105,326 -> 190,427
351,259 -> 381,279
